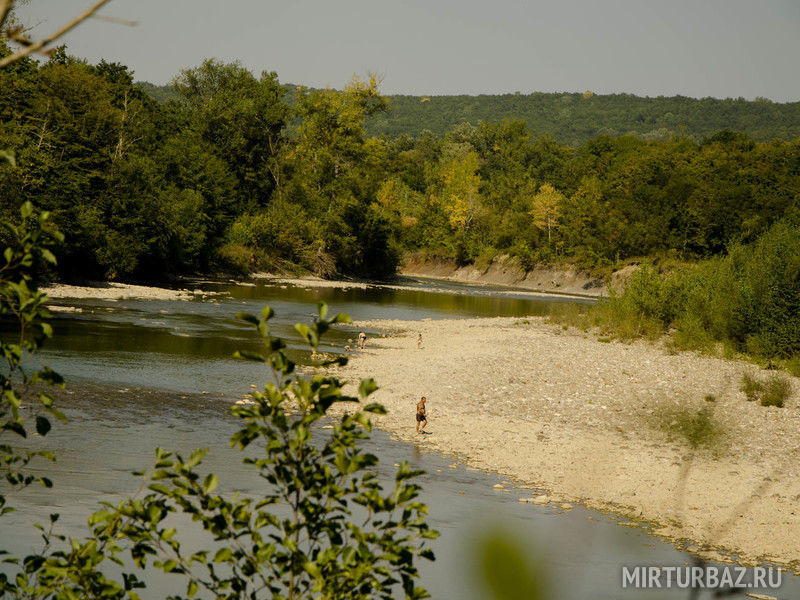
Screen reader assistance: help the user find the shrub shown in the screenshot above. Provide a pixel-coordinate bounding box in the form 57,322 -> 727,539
783,356 -> 800,378
226,199 -> 318,268
670,312 -> 716,353
510,241 -> 536,271
760,375 -> 791,408
740,373 -> 763,402
0,203 -> 68,592
473,245 -> 498,270
572,221 -> 800,368
217,241 -> 257,275
325,200 -> 401,279
739,372 -> 792,407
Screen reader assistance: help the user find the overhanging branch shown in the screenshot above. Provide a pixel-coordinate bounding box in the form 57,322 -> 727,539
0,0 -> 114,69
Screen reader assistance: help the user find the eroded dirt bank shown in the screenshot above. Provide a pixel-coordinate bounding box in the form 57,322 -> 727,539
401,252 -> 643,298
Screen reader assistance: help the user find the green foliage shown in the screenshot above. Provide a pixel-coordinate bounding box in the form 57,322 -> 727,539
740,373 -> 763,402
6,53 -> 800,283
473,534 -> 544,600
612,264 -> 686,327
222,198 -> 319,273
0,202 -> 64,562
2,302 -> 438,598
740,372 -> 792,408
174,59 -> 289,205
324,201 -> 401,280
783,356 -> 800,378
544,302 -> 591,332
140,83 -> 800,147
583,220 -> 800,362
359,92 -> 800,145
761,376 -> 792,408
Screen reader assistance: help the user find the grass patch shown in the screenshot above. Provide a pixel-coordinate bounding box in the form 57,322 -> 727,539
782,356 -> 800,377
761,376 -> 791,408
739,372 -> 792,407
740,373 -> 763,402
596,337 -> 612,343
545,303 -> 591,328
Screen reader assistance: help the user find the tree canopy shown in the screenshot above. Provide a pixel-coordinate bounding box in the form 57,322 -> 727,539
2,47 -> 799,282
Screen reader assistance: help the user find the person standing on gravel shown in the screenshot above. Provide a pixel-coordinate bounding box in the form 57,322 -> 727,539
358,331 -> 367,350
416,396 -> 428,433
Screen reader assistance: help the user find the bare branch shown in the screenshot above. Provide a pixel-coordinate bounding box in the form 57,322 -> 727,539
0,0 -> 114,69
89,14 -> 137,27
0,0 -> 14,32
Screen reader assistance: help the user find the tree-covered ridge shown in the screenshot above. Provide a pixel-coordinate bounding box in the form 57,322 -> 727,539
138,82 -> 800,145
367,92 -> 800,145
3,47 -> 800,286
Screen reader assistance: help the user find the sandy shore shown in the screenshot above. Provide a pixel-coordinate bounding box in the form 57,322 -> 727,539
330,317 -> 800,571
42,282 -> 220,301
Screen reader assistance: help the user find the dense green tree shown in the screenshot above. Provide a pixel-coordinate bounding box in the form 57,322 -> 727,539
174,59 -> 289,207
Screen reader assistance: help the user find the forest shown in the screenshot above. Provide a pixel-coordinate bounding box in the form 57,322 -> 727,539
138,81 -> 800,145
366,92 -> 800,144
2,47 -> 799,290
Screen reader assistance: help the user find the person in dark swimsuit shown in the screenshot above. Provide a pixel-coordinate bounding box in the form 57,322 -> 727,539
416,396 -> 427,433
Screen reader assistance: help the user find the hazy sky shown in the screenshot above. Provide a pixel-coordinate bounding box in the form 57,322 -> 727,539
16,0 -> 800,101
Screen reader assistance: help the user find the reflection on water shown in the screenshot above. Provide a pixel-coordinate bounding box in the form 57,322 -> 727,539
2,279 -> 795,599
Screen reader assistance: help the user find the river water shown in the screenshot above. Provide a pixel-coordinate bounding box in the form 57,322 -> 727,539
2,278 -> 795,599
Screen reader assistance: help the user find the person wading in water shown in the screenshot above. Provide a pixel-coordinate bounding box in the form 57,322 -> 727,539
416,396 -> 428,434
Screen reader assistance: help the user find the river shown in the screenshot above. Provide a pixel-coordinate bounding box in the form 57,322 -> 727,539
1,277 -> 794,599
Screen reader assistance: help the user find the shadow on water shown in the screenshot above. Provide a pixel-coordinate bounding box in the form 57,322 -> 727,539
2,279 -> 796,598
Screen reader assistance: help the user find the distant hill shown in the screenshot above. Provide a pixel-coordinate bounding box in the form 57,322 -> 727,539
136,81 -> 179,104
367,92 -> 800,145
136,82 -> 800,145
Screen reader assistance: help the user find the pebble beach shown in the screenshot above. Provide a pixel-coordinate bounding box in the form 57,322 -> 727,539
332,316 -> 800,570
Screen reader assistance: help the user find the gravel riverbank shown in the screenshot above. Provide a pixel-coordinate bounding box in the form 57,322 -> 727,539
331,316 -> 800,571
42,282 -> 219,301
